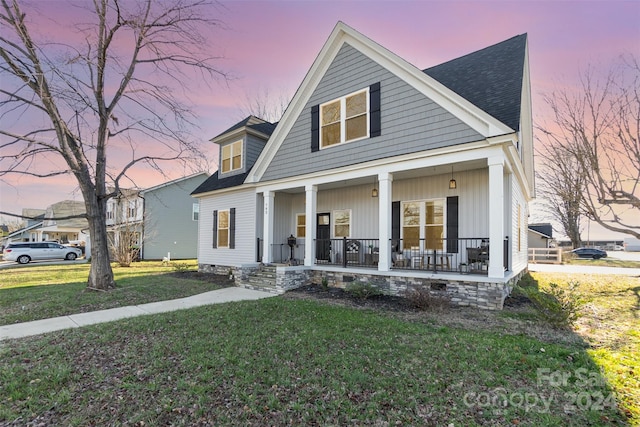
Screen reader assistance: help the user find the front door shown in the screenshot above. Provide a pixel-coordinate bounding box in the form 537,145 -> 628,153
316,213 -> 330,261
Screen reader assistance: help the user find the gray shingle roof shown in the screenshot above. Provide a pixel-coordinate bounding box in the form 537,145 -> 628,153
213,116 -> 276,141
423,34 -> 527,132
198,34 -> 527,194
192,170 -> 251,195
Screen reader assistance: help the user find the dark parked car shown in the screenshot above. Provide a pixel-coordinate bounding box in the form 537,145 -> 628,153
571,247 -> 607,259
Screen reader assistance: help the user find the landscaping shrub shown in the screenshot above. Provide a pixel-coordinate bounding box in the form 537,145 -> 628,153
171,262 -> 192,273
404,286 -> 450,311
517,280 -> 587,328
345,282 -> 382,299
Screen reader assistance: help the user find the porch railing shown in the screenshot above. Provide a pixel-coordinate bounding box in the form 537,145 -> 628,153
258,236 -> 509,273
390,238 -> 491,273
315,238 -> 381,268
256,238 -> 305,264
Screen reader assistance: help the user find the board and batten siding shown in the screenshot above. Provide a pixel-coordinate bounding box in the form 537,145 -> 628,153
142,174 -> 208,260
198,188 -> 257,267
269,169 -> 490,246
260,43 -> 483,182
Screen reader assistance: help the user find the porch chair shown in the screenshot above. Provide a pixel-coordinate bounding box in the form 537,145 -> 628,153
346,240 -> 361,264
467,246 -> 489,271
392,251 -> 409,268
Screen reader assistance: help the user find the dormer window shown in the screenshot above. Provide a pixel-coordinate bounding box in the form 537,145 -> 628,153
320,88 -> 368,149
221,140 -> 243,173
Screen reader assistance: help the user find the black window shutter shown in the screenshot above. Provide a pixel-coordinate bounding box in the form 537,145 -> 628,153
446,197 -> 459,253
229,208 -> 236,249
370,82 -> 381,137
311,104 -> 319,152
212,210 -> 218,249
392,201 -> 400,252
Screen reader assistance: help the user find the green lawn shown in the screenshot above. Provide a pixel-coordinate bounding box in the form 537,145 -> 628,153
0,260 -> 230,325
530,271 -> 639,423
0,263 -> 636,425
0,298 -> 627,426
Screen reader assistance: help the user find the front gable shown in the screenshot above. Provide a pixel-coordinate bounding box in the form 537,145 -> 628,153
261,43 -> 484,182
247,22 -> 514,184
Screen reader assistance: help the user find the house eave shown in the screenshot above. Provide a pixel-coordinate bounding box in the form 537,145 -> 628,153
210,127 -> 271,145
191,182 -> 258,198
255,138 -> 507,193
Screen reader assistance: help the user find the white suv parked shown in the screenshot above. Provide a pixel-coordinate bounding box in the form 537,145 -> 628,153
3,242 -> 83,264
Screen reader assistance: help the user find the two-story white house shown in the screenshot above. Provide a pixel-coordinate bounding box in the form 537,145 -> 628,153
106,173 -> 209,260
192,23 -> 535,310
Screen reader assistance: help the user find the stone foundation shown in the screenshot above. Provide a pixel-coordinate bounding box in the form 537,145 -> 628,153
199,263 -> 527,310
309,269 -> 526,310
198,264 -> 260,282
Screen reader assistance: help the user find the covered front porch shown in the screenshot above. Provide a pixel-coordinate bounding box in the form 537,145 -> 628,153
258,144 -> 519,282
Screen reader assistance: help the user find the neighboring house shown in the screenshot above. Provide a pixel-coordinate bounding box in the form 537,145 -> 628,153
192,22 -> 535,310
2,208 -> 46,245
106,173 -> 209,260
528,223 -> 553,248
40,200 -> 89,244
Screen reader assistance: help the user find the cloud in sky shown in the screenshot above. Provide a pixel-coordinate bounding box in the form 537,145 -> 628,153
1,0 -> 638,239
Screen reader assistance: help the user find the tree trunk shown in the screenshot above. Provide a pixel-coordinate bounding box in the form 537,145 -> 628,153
85,194 -> 116,290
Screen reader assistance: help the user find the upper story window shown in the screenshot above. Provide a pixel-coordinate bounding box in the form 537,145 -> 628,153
221,140 -> 243,173
128,200 -> 137,218
321,89 -> 368,149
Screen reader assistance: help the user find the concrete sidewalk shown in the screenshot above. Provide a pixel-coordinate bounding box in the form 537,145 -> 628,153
0,287 -> 274,341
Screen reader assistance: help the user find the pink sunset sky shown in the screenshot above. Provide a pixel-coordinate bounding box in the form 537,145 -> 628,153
1,0 -> 639,240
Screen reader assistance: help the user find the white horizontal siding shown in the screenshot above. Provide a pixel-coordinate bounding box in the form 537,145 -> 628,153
511,175 -> 529,273
198,188 -> 257,267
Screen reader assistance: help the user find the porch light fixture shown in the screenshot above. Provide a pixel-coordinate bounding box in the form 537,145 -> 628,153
449,166 -> 457,190
371,177 -> 378,198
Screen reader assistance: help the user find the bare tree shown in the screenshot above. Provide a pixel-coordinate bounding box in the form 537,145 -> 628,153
238,85 -> 290,123
535,140 -> 585,247
538,55 -> 640,239
0,0 -> 225,289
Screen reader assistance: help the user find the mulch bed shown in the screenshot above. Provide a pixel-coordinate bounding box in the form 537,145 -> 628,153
166,271 -> 236,286
285,283 -> 413,312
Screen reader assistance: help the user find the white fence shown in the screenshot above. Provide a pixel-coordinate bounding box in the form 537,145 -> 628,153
528,248 -> 562,264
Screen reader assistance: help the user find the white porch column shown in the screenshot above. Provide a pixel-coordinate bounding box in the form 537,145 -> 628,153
262,191 -> 275,264
378,172 -> 393,272
488,156 -> 505,278
304,185 -> 318,266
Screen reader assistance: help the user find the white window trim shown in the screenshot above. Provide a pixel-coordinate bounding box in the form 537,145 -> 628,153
332,209 -> 352,238
218,209 -> 230,248
192,203 -> 199,221
320,88 -> 369,150
296,213 -> 306,238
221,140 -> 243,174
401,198 -> 446,251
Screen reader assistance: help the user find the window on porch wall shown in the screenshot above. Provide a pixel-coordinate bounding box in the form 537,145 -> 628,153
296,214 -> 306,238
402,200 -> 444,250
333,210 -> 351,238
